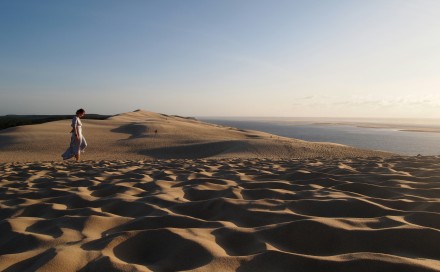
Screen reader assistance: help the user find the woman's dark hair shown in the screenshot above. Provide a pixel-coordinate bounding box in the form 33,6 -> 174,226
76,108 -> 85,115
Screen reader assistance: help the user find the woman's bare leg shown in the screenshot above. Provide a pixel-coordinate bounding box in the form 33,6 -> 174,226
75,153 -> 80,161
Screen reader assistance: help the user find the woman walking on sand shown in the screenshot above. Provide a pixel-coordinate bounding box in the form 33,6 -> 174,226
62,108 -> 87,161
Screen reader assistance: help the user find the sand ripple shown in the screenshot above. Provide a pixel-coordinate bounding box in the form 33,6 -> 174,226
0,156 -> 439,271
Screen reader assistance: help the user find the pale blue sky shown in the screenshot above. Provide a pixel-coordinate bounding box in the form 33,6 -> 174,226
1,0 -> 439,117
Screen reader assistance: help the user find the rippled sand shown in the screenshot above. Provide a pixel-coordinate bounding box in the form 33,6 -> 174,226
1,156 -> 439,271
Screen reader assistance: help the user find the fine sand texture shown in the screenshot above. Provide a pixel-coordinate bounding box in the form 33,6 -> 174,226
0,110 -> 393,163
1,156 -> 439,271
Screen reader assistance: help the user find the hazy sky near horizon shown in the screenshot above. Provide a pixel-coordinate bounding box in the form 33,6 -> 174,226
1,0 -> 440,117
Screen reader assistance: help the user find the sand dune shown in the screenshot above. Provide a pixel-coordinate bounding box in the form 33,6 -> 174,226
0,110 -> 392,162
1,110 -> 437,271
0,156 -> 439,271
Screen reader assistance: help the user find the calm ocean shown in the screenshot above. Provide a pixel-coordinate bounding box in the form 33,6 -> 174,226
199,118 -> 440,156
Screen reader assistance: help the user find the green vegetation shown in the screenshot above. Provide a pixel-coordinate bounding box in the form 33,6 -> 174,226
0,114 -> 112,131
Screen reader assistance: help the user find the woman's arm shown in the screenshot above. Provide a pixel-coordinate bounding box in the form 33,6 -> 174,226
72,117 -> 79,140
74,126 -> 79,140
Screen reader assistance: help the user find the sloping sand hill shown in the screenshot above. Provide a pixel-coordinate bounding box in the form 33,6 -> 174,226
0,156 -> 439,271
0,110 -> 392,162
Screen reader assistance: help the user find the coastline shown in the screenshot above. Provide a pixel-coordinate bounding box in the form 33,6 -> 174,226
314,122 -> 440,133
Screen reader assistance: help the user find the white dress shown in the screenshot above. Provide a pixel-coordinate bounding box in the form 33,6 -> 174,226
62,116 -> 87,160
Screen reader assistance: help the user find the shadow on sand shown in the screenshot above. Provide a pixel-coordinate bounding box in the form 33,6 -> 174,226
138,140 -> 251,159
110,123 -> 152,140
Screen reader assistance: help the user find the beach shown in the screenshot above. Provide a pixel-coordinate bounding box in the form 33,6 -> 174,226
0,110 -> 439,271
200,118 -> 440,156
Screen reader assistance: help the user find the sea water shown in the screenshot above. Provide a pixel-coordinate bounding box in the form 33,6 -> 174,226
199,118 -> 440,156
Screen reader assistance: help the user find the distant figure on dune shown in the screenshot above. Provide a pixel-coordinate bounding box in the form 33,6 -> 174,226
62,108 -> 87,161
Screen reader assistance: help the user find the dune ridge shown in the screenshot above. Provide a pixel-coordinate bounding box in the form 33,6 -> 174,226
1,156 -> 439,271
0,110 -> 393,163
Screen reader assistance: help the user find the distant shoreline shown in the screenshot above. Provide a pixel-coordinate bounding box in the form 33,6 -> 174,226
313,122 -> 440,133
200,118 -> 440,156
201,117 -> 440,134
